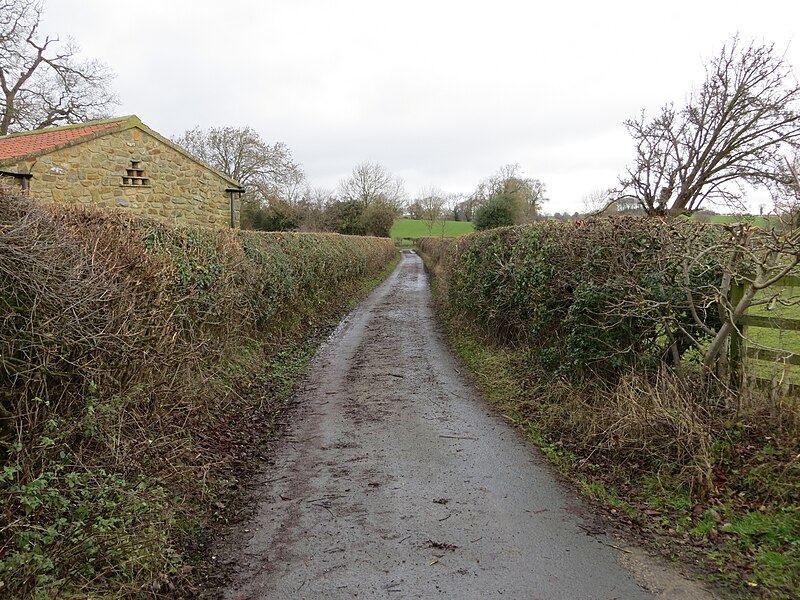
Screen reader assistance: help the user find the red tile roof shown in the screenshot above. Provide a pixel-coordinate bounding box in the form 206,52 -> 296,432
0,115 -> 244,189
0,119 -> 125,162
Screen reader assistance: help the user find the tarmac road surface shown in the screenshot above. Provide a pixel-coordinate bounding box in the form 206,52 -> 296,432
211,250 -> 715,600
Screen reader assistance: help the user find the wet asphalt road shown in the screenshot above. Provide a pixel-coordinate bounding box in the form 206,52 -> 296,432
212,251 -> 714,600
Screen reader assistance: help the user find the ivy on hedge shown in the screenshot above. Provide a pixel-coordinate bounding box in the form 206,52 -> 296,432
419,217 -> 726,381
0,194 -> 397,597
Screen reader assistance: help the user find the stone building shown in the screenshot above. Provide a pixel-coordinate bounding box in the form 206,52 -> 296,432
0,115 -> 244,228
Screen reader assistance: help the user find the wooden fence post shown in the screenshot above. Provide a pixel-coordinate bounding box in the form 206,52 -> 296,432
729,282 -> 746,387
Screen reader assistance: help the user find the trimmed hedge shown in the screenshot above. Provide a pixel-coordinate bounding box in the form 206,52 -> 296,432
418,217 -> 800,600
0,194 -> 396,597
419,218 -> 726,380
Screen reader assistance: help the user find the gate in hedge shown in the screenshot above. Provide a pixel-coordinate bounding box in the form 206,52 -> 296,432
730,275 -> 800,389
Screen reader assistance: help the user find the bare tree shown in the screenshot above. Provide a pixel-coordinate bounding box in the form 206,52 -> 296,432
0,0 -> 118,135
446,192 -> 466,221
406,199 -> 424,220
337,161 -> 406,210
416,186 -> 448,234
174,126 -> 305,204
772,156 -> 800,228
296,186 -> 336,232
620,36 -> 800,216
335,162 -> 406,237
581,188 -> 613,215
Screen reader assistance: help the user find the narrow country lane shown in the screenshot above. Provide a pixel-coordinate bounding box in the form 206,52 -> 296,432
212,251 -> 714,600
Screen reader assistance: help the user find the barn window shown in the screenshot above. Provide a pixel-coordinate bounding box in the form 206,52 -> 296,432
122,160 -> 150,186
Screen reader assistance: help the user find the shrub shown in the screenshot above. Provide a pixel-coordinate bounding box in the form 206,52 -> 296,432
361,201 -> 397,237
423,218 -> 729,380
474,193 -> 519,230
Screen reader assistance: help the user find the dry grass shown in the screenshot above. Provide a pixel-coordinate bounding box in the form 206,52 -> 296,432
568,371 -> 717,492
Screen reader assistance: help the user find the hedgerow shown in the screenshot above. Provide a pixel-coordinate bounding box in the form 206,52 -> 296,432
421,219 -> 727,380
418,218 -> 800,598
0,192 -> 396,598
418,219 -> 800,467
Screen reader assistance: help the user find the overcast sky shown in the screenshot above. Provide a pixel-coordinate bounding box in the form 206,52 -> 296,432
43,0 -> 799,214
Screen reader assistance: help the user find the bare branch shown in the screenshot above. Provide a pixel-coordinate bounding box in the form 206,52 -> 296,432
0,0 -> 118,135
174,126 -> 306,206
620,36 -> 800,215
337,161 -> 406,210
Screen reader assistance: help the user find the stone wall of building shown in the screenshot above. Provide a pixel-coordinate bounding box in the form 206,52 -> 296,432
5,128 -> 239,228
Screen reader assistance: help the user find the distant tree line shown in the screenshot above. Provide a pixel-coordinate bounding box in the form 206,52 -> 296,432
173,122 -> 411,236
175,122 -> 555,236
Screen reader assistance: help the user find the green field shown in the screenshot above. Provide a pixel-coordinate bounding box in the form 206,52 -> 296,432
391,218 -> 474,239
696,214 -> 777,228
743,283 -> 800,384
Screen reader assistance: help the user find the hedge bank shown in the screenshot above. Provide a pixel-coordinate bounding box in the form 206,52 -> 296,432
418,219 -> 799,598
0,193 -> 396,598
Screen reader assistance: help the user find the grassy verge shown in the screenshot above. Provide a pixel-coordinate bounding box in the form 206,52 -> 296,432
421,250 -> 799,600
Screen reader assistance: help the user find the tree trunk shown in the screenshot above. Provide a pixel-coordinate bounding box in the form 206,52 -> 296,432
702,284 -> 757,372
